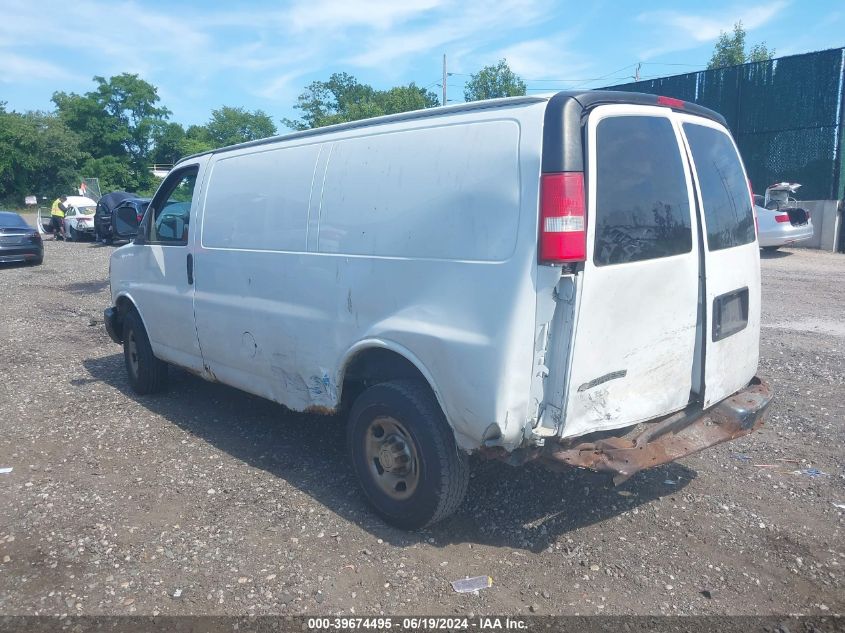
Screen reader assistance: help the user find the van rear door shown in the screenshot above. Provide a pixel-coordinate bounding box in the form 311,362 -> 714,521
560,105 -> 701,439
678,116 -> 760,407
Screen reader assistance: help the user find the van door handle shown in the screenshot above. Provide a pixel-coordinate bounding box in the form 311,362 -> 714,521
186,253 -> 194,285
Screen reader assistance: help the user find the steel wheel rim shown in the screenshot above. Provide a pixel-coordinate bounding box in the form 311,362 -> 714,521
364,415 -> 419,500
127,331 -> 139,377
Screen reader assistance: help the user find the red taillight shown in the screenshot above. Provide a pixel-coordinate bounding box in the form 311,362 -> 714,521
775,214 -> 790,223
539,172 -> 586,263
137,213 -> 144,223
657,95 -> 685,109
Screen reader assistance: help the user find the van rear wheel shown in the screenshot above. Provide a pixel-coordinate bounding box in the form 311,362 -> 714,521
348,380 -> 469,530
122,309 -> 168,395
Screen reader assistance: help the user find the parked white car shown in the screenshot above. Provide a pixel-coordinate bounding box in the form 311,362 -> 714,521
62,196 -> 98,241
36,195 -> 98,240
755,183 -> 813,251
105,91 -> 772,529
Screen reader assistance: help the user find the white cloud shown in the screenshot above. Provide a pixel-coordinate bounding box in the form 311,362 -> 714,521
253,70 -> 314,102
492,34 -> 590,81
637,1 -> 789,59
0,52 -> 69,83
346,0 -> 554,69
0,0 -> 563,117
287,0 -> 444,32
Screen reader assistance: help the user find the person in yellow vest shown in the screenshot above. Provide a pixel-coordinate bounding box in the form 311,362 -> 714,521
50,195 -> 68,240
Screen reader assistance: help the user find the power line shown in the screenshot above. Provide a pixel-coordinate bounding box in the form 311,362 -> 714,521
434,61 -> 709,94
449,63 -> 639,84
568,63 -> 641,89
640,62 -> 706,68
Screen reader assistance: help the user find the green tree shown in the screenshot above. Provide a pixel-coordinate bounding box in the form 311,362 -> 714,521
150,122 -> 186,165
51,90 -> 125,158
283,73 -> 439,130
0,109 -> 84,203
374,84 -> 440,115
205,106 -> 277,146
747,42 -> 775,63
179,124 -> 215,157
463,59 -> 526,102
80,155 -> 136,193
52,73 -> 170,191
708,22 -> 774,69
90,73 -> 171,163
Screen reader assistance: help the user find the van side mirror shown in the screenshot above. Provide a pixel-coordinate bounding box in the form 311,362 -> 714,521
114,205 -> 141,240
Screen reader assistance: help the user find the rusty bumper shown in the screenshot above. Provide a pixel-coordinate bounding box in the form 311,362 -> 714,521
539,377 -> 773,484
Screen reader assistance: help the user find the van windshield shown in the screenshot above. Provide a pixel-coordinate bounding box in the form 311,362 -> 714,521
683,123 -> 755,251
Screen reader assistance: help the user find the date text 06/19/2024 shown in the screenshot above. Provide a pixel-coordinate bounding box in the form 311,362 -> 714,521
306,617 -> 529,630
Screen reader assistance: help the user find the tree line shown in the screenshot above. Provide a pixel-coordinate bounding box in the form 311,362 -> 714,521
0,22 -> 770,206
0,60 -> 526,205
0,74 -> 280,204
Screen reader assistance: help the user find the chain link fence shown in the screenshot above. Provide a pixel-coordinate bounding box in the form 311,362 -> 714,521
606,48 -> 845,202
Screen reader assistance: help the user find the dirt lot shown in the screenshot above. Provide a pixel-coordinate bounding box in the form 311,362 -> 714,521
0,226 -> 843,617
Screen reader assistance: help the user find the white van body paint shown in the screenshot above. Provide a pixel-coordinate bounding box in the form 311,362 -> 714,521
109,95 -> 763,455
676,114 -> 761,407
557,105 -> 701,439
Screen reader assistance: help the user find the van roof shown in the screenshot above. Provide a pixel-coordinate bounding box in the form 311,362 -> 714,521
178,90 -> 727,165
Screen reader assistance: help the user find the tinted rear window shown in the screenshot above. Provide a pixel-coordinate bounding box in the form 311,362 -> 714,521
594,116 -> 692,266
683,123 -> 755,251
0,212 -> 28,228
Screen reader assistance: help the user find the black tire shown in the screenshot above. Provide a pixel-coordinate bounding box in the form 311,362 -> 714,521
762,245 -> 780,252
67,225 -> 77,242
347,380 -> 469,529
122,309 -> 168,395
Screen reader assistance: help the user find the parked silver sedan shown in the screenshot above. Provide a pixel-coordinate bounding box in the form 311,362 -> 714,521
755,183 -> 813,251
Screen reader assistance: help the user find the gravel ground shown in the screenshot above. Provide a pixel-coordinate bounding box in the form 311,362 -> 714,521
0,224 -> 843,617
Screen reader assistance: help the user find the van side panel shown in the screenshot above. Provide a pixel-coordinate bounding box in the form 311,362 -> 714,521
191,103 -> 548,451
315,112 -> 545,450
202,144 -> 320,252
192,142 -> 323,401
318,121 -> 521,261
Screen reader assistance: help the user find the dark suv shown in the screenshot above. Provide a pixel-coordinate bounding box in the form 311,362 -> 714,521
95,194 -> 150,244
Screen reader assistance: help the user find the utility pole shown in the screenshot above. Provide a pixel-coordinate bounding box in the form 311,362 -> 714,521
634,62 -> 642,82
442,53 -> 447,106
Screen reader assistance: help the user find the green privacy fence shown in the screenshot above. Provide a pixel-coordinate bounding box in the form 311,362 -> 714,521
605,48 -> 845,201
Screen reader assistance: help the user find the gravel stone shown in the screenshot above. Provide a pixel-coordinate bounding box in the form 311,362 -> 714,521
0,233 -> 842,615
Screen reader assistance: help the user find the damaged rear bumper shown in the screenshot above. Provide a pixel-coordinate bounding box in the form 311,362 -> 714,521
538,376 -> 772,484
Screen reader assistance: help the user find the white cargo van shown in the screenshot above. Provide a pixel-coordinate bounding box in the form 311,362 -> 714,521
105,91 -> 772,529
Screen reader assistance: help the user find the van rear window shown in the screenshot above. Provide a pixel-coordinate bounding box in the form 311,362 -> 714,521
594,116 -> 692,266
683,124 -> 755,251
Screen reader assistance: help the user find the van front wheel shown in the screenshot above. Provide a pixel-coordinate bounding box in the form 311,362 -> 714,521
122,309 -> 168,395
348,380 -> 469,530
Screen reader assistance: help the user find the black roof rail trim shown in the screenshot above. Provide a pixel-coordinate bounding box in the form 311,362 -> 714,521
541,90 -> 727,173
176,90 -> 727,175
177,96 -> 548,165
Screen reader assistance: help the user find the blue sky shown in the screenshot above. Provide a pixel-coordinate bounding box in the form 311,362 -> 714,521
0,0 -> 841,129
